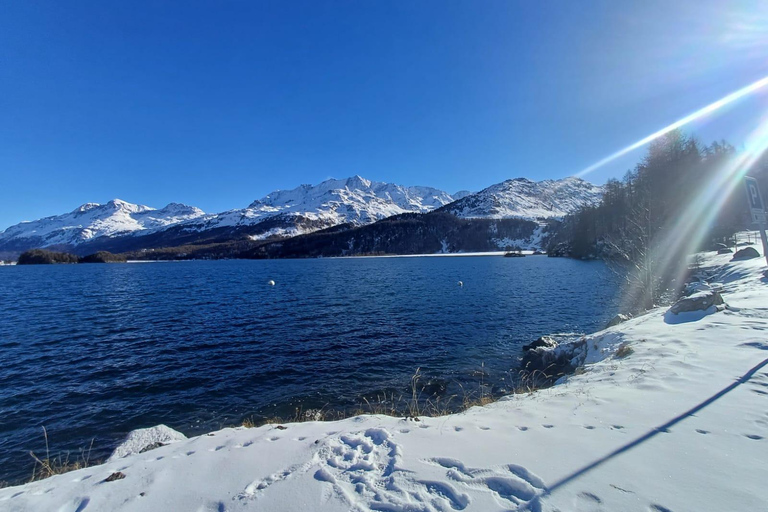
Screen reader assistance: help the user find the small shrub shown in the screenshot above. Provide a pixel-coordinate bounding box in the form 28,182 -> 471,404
615,343 -> 634,359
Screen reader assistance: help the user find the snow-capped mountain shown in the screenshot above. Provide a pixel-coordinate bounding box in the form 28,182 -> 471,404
0,175 -> 604,258
0,199 -> 204,250
443,177 -> 603,220
180,176 -> 458,240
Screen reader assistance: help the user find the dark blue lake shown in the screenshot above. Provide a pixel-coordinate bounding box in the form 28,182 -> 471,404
0,256 -> 619,482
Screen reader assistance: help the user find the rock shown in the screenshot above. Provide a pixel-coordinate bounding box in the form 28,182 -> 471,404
103,471 -> 126,482
717,247 -> 732,254
520,337 -> 586,381
108,424 -> 187,462
713,242 -> 729,251
606,313 -> 632,328
732,246 -> 760,260
667,290 -> 724,315
138,442 -> 166,454
522,336 -> 557,351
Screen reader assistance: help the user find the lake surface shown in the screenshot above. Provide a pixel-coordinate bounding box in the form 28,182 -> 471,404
0,256 -> 619,483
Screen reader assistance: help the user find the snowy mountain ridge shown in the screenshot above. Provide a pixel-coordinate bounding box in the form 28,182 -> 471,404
182,175 -> 458,237
0,175 -> 603,255
445,176 -> 603,219
0,199 -> 204,249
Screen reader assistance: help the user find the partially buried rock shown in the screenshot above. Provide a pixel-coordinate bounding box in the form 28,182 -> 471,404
104,471 -> 126,482
522,336 -> 557,351
108,424 -> 187,461
667,290 -> 724,315
717,248 -> 733,254
732,246 -> 760,260
606,313 -> 632,328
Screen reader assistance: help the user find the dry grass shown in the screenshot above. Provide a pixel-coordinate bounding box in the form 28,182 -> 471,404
615,343 -> 634,358
28,427 -> 95,483
238,364 -> 554,430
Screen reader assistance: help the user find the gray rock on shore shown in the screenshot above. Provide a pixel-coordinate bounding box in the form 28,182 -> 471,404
667,290 -> 725,315
732,247 -> 760,260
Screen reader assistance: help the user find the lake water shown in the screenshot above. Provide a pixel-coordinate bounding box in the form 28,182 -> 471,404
0,256 -> 619,483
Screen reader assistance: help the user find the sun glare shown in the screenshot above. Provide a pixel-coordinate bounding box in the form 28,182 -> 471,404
577,75 -> 768,178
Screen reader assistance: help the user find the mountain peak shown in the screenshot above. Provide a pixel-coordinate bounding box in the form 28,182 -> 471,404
73,202 -> 101,214
444,176 -> 602,220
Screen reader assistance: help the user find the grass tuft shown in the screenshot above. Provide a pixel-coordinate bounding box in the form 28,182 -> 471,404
615,343 -> 634,358
28,427 -> 95,483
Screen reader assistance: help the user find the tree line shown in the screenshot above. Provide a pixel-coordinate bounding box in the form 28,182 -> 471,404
548,129 -> 768,311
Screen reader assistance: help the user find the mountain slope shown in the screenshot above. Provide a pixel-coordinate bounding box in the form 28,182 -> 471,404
240,212 -> 545,259
0,200 -> 204,254
443,177 -> 602,220
181,175 -> 457,239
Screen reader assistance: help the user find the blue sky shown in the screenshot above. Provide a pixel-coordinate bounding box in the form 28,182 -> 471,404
1,0 -> 768,228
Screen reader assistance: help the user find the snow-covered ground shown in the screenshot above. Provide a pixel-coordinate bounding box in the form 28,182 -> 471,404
2,250 -> 768,511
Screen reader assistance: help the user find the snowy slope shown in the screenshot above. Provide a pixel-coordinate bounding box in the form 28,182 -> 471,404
2,243 -> 767,511
445,177 -> 603,220
0,200 -> 204,248
182,175 -> 458,236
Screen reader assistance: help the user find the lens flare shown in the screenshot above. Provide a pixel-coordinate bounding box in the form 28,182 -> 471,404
577,75 -> 768,177
620,113 -> 768,310
660,115 -> 768,276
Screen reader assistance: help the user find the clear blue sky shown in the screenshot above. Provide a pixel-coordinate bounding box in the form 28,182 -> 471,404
2,0 -> 768,228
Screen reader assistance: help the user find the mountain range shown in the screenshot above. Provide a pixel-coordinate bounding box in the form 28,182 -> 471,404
0,175 -> 603,259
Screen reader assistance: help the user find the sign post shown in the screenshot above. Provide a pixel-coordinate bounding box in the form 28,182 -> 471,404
745,176 -> 768,266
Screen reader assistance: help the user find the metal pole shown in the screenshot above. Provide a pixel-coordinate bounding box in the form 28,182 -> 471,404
760,225 -> 768,267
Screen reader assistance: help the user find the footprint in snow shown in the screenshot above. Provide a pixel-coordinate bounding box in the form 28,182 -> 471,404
267,437 -> 280,442
744,434 -> 763,440
454,426 -> 464,432
583,425 -> 596,430
542,424 -> 554,429
611,425 -> 624,430
478,426 -> 491,431
57,496 -> 90,512
578,492 -> 602,503
695,429 -> 709,435
650,504 -> 674,512
517,426 -> 529,431
427,457 -> 546,507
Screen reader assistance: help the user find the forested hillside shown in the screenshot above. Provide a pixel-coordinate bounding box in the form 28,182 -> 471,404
549,129 -> 767,310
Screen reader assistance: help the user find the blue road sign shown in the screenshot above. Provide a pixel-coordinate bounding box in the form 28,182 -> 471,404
745,176 -> 766,224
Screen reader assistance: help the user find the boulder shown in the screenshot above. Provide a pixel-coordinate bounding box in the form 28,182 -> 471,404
108,424 -> 187,461
667,290 -> 724,315
606,313 -> 632,328
522,336 -> 557,351
520,338 -> 586,381
732,246 -> 760,260
717,248 -> 732,254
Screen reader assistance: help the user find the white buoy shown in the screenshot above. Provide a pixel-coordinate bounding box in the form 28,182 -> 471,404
268,280 -> 276,286
458,281 -> 463,287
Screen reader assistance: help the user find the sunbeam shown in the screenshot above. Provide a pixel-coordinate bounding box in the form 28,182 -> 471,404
621,112 -> 768,310
577,75 -> 768,177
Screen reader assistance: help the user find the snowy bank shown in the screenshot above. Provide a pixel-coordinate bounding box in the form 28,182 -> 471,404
2,251 -> 768,511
